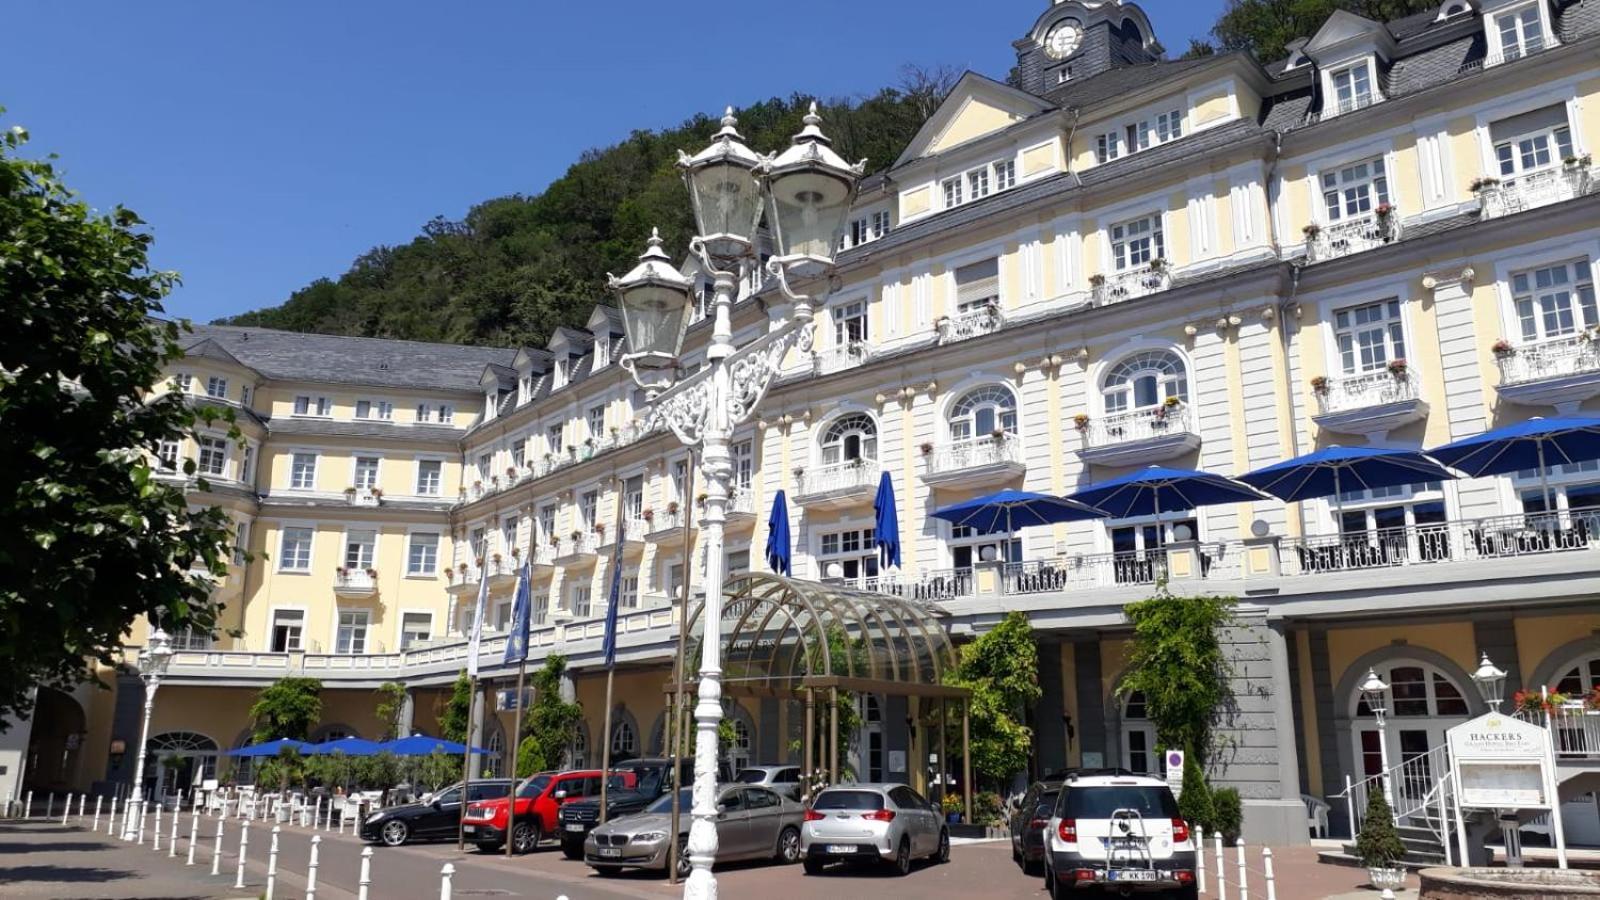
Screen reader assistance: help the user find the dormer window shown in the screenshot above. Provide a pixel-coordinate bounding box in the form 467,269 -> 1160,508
967,167 -> 991,200
555,357 -> 570,387
594,339 -> 609,369
485,391 -> 497,420
841,211 -> 891,250
1330,62 -> 1376,115
519,374 -> 533,404
941,176 -> 964,209
1493,4 -> 1548,62
1436,0 -> 1473,21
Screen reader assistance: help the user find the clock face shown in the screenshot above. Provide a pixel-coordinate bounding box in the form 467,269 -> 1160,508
1045,20 -> 1082,59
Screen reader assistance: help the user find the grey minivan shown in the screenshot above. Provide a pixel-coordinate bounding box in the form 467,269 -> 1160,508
800,784 -> 949,876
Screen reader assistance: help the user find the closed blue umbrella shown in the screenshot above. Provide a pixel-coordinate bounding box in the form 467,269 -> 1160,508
765,490 -> 792,576
1429,415 -> 1600,510
304,737 -> 382,757
1065,466 -> 1268,520
1240,445 -> 1457,525
226,738 -> 309,758
873,472 -> 901,569
380,734 -> 487,757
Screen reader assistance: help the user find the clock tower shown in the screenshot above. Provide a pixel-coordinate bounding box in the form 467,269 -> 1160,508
1009,1 -> 1161,96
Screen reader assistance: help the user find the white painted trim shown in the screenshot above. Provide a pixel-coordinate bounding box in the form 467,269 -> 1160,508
1487,232 -> 1600,340
402,526 -> 444,578
1087,340 -> 1197,417
266,604 -> 310,653
275,520 -> 318,574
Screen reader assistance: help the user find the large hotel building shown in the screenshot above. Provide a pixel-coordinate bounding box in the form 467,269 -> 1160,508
9,0 -> 1600,847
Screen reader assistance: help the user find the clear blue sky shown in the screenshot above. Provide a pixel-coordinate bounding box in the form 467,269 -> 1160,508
4,1 -> 1223,323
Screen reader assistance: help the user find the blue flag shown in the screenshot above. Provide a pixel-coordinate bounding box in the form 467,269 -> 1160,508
504,559 -> 532,665
600,525 -> 627,670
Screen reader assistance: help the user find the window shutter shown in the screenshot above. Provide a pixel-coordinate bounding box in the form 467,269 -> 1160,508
1489,104 -> 1568,143
955,258 -> 1000,306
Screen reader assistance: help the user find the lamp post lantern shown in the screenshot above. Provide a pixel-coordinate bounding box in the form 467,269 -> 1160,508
1471,652 -> 1508,712
122,627 -> 173,840
614,103 -> 863,900
1358,668 -> 1393,805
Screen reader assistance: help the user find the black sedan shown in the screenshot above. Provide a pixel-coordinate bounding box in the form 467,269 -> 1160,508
360,780 -> 513,846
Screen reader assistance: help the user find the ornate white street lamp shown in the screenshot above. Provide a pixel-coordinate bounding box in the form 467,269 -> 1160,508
1471,652 -> 1508,712
611,103 -> 862,900
1358,667 -> 1393,805
122,627 -> 173,839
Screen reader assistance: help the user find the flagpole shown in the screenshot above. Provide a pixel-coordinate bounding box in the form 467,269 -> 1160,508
668,451 -> 697,884
505,657 -> 526,858
502,546 -> 534,858
598,482 -> 630,826
457,676 -> 475,852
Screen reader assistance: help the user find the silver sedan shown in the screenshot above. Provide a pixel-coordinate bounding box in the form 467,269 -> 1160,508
801,783 -> 950,876
584,784 -> 804,877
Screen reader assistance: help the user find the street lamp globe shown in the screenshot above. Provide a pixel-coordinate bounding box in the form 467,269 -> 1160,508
761,102 -> 866,279
1359,668 -> 1391,718
609,229 -> 695,398
678,108 -> 765,264
1471,652 -> 1508,711
141,627 -> 174,679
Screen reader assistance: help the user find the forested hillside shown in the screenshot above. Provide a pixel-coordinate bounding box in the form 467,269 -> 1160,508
221,71 -> 956,347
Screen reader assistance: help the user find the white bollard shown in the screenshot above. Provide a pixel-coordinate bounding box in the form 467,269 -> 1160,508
357,846 -> 373,900
265,825 -> 280,900
78,793 -> 86,819
62,793 -> 72,825
325,798 -> 334,832
106,796 -> 116,834
168,805 -> 179,857
1215,832 -> 1227,900
439,862 -> 455,900
1263,847 -> 1277,900
45,793 -> 54,820
187,810 -> 199,865
306,835 -> 322,900
137,800 -> 148,845
234,819 -> 250,889
312,796 -> 321,829
93,795 -> 103,831
23,790 -> 32,820
1236,837 -> 1249,900
4,790 -> 11,819
152,803 -> 162,851
211,818 -> 225,876
1195,824 -> 1206,894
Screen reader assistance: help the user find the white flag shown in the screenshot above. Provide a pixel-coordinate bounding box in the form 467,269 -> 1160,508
465,562 -> 490,677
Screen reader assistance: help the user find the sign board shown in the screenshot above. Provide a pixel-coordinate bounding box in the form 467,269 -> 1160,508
1445,710 -> 1568,868
888,750 -> 907,774
202,778 -> 219,792
1081,751 -> 1104,768
1165,749 -> 1185,799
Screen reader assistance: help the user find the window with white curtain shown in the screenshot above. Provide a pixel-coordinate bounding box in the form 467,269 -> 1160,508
820,414 -> 877,466
948,385 -> 1017,441
1101,350 -> 1189,414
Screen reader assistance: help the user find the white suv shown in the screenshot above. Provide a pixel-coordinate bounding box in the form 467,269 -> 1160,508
1043,773 -> 1197,899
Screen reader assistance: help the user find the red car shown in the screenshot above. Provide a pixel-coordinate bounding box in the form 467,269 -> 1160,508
462,769 -> 632,853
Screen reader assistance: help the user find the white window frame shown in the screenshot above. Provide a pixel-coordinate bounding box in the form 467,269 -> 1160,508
1492,2 -> 1551,62
587,405 -> 606,441
278,525 -> 315,573
832,299 -> 868,346
941,175 -> 963,209
1510,258 -> 1597,343
157,439 -> 180,472
817,525 -> 878,583
398,610 -> 434,650
406,530 -> 440,577
269,607 -> 307,653
1494,121 -> 1574,182
819,412 -> 878,467
1331,298 -> 1409,376
1109,213 -> 1166,271
334,608 -> 371,655
415,457 -> 444,496
1319,156 -> 1391,223
205,376 -> 228,399
289,451 -> 318,491
1096,131 -> 1121,164
197,435 -> 229,478
342,528 -> 377,572
1328,59 -> 1378,116
570,583 -> 593,618
352,455 -> 381,490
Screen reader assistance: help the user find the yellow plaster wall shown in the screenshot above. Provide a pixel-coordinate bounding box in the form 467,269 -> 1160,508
1390,135 -> 1423,217
928,98 -> 1023,155
1001,242 -> 1023,309
1445,115 -> 1481,197
1060,642 -> 1079,768
1295,630 -> 1323,796
1281,164 -> 1310,234
1166,193 -> 1192,266
1325,622 -> 1478,686
1514,612 -> 1600,684
1580,78 -> 1600,155
900,186 -> 933,220
1022,142 -> 1059,177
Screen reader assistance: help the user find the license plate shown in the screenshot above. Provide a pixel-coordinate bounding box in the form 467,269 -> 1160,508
463,826 -> 476,834
599,848 -> 621,857
1109,870 -> 1158,882
565,823 -> 585,832
825,844 -> 855,854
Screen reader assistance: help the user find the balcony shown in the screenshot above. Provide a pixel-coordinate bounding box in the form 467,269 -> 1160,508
919,436 -> 1025,488
344,487 -> 383,508
936,305 -> 1004,346
725,491 -> 757,530
644,509 -> 693,544
444,556 -> 516,596
599,519 -> 648,553
554,533 -> 601,566
1280,509 -> 1600,576
1092,267 -> 1170,307
1477,164 -> 1594,220
1311,367 -> 1426,439
1077,404 -> 1201,468
812,341 -> 874,376
793,460 -> 877,510
525,543 -> 556,571
333,568 -> 378,598
1304,214 -> 1399,263
1495,334 -> 1600,410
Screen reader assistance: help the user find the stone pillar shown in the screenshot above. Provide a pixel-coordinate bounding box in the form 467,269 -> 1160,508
1036,643 -> 1067,776
466,684 -> 487,780
1212,606 -> 1307,846
1163,540 -> 1202,581
1241,534 -> 1281,580
1072,640 -> 1108,769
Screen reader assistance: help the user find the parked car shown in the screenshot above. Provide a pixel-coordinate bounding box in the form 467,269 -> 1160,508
1011,776 -> 1066,875
461,769 -> 626,853
583,784 -> 803,877
360,779 -> 513,847
1042,773 -> 1196,899
733,765 -> 804,800
800,783 -> 949,876
557,757 -> 701,859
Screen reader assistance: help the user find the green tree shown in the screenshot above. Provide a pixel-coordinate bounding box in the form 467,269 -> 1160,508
1210,787 -> 1244,843
255,746 -> 306,793
0,113 -> 241,725
1210,1 -> 1437,62
1354,790 -> 1405,867
374,682 -> 407,741
1177,753 -> 1215,832
943,610 -> 1041,791
438,671 -> 474,743
249,677 -> 323,742
1118,587 -> 1236,765
353,751 -> 401,793
515,655 -> 583,776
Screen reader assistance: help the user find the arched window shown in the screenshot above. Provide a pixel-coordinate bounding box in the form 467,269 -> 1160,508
821,414 -> 877,466
149,732 -> 218,754
729,719 -> 752,771
611,721 -> 637,759
570,725 -> 588,769
1121,692 -> 1158,776
484,727 -> 506,779
949,385 -> 1017,442
1348,661 -> 1472,787
1553,653 -> 1600,696
1352,664 -> 1471,718
1102,350 -> 1188,414
148,732 -> 220,797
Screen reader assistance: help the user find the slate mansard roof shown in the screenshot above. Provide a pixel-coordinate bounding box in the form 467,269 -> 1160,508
180,325 -> 516,393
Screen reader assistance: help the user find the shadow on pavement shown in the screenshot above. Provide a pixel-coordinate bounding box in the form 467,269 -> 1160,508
0,842 -> 111,854
0,865 -> 138,884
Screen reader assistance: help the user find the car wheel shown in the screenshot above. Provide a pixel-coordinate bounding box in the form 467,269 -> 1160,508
802,858 -> 826,876
560,838 -> 583,861
934,828 -> 950,864
675,837 -> 692,879
892,837 -> 911,877
1012,839 -> 1023,865
380,820 -> 409,847
511,822 -> 540,854
776,826 -> 802,864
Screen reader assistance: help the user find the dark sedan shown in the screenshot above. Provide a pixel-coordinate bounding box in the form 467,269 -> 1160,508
1010,777 -> 1064,876
360,779 -> 513,847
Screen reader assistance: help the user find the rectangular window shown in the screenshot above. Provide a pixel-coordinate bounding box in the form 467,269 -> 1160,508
993,159 -> 1016,192
817,527 -> 879,584
512,438 -> 527,469
672,459 -> 690,504
1095,131 -> 1121,164
620,574 -> 640,610
871,210 -> 890,238
416,403 -> 431,422
400,612 -> 432,650
732,440 -> 754,492
1513,260 -> 1597,342
532,592 -> 549,626
587,406 -> 605,441
1110,214 -> 1165,270
727,549 -> 750,575
233,520 -> 250,567
664,561 -> 685,598
624,475 -> 645,519
295,395 -> 311,415
279,527 -> 313,571
344,529 -> 376,570
954,258 -> 1000,312
941,176 -> 963,209
1155,110 -> 1183,143
477,453 -> 492,482
290,452 -> 317,490
581,489 -> 599,528
502,515 -> 519,557
377,400 -> 393,420
438,405 -> 454,424
355,400 -> 372,419
1321,157 -> 1390,222
205,376 -> 228,399
1334,299 -> 1407,374
270,610 -> 304,652
407,532 -> 439,575
240,385 -> 251,407
1497,5 -> 1545,59
157,439 -> 179,472
546,424 -> 564,456
197,436 -> 228,476
353,456 -> 380,490
833,299 -> 868,345
1331,63 -> 1374,113
1491,105 -> 1573,181
967,166 -> 991,200
415,459 -> 442,495
538,505 -> 556,544
1125,120 -> 1152,152
570,585 -> 592,618
172,372 -> 193,393
241,443 -> 255,483
336,610 -> 370,655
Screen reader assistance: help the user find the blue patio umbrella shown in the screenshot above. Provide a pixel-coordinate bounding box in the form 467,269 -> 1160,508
765,490 -> 792,576
1065,466 -> 1269,523
931,489 -> 1105,534
304,737 -> 383,757
380,734 -> 487,757
226,738 -> 309,758
1429,415 -> 1600,510
1239,445 -> 1457,524
873,472 -> 901,570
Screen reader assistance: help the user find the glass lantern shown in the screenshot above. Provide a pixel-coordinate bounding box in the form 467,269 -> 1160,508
1471,652 -> 1507,711
678,108 -> 765,264
609,229 -> 694,397
1359,668 -> 1391,718
761,103 -> 865,278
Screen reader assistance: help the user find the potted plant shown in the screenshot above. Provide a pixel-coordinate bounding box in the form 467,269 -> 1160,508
1469,176 -> 1501,194
457,562 -> 469,575
1564,154 -> 1592,170
1073,413 -> 1090,432
570,530 -> 582,543
696,492 -> 708,507
1302,223 -> 1321,239
1492,338 -> 1515,358
1148,257 -> 1167,273
336,566 -> 348,577
549,533 -> 560,548
1387,358 -> 1409,378
941,792 -> 965,824
642,507 -> 655,523
473,480 -> 484,492
506,467 -> 518,480
1514,687 -> 1571,715
666,500 -> 680,516
1586,685 -> 1600,711
990,428 -> 1007,442
475,556 -> 485,568
920,442 -> 934,456
365,567 -> 377,579
1310,375 -> 1329,394
593,522 -> 606,536
370,487 -> 383,499
1089,273 -> 1106,288
1355,790 -> 1407,890
792,466 -> 805,479
489,475 -> 500,488
343,486 -> 357,498
1163,395 -> 1182,409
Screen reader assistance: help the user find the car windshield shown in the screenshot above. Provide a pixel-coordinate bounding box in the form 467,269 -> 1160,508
631,766 -> 666,796
646,788 -> 693,814
1061,785 -> 1179,820
734,769 -> 767,784
813,790 -> 884,811
607,774 -> 630,791
1033,791 -> 1060,817
516,775 -> 553,799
